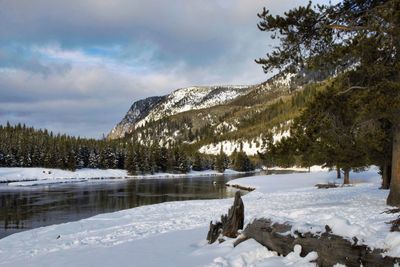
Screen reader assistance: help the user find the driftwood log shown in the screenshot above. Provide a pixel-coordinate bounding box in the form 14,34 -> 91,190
241,218 -> 399,267
206,192 -> 399,265
206,191 -> 244,244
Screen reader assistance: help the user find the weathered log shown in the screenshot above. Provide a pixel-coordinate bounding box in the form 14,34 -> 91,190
241,218 -> 399,267
207,191 -> 245,243
226,183 -> 255,192
315,183 -> 338,189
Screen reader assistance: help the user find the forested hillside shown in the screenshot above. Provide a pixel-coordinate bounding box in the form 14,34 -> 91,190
0,123 -> 254,174
112,74 -> 329,156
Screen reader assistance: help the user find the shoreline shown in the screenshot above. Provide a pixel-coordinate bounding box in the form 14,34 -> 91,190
0,167 -> 260,187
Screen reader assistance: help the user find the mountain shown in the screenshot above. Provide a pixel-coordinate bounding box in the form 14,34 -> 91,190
108,96 -> 166,140
108,85 -> 253,140
108,72 -> 327,155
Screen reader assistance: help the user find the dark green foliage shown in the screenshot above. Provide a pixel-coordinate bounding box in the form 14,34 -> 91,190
0,123 -> 192,174
124,145 -> 138,175
173,146 -> 190,173
192,152 -> 205,171
232,150 -> 254,172
257,0 -> 400,197
215,147 -> 229,173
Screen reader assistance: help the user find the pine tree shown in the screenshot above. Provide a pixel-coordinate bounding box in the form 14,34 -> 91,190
192,152 -> 204,171
124,145 -> 137,175
158,146 -> 169,173
173,146 -> 190,173
88,150 -> 99,168
233,150 -> 253,172
215,147 -> 228,173
256,0 -> 400,204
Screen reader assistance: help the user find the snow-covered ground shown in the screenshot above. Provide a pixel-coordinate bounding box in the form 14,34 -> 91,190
0,167 -> 399,266
0,168 -> 128,183
0,167 -> 247,186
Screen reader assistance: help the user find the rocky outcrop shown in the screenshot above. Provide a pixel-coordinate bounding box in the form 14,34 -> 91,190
241,218 -> 399,267
107,96 -> 165,139
206,191 -> 244,244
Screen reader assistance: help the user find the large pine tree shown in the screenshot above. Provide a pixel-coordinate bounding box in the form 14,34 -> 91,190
257,0 -> 400,205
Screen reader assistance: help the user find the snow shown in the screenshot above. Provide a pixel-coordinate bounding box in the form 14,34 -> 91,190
0,168 -> 128,183
227,167 -> 400,253
0,167 -> 246,186
268,165 -> 326,172
199,128 -> 291,156
134,85 -> 250,130
7,179 -> 88,187
199,139 -> 262,156
0,167 -> 399,266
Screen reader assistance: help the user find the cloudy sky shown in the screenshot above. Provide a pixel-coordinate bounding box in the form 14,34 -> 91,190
0,0 -> 325,138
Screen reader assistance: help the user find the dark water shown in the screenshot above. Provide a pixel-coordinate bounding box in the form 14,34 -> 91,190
0,173 -> 260,239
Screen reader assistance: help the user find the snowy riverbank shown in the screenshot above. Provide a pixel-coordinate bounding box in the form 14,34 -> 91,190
0,167 -> 250,186
0,167 -> 399,266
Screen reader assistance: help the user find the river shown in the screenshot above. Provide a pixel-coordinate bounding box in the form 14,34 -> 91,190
0,173 -> 258,239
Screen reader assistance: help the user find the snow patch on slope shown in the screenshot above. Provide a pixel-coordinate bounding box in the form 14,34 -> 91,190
135,86 -> 250,129
198,129 -> 290,156
199,139 -> 262,156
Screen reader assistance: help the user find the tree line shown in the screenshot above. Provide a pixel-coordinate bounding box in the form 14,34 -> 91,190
0,122 -> 255,174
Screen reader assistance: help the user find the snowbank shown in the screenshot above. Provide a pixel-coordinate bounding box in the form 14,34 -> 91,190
0,167 -> 247,186
267,165 -> 326,172
227,167 -> 399,255
0,168 -> 128,183
0,167 -> 399,266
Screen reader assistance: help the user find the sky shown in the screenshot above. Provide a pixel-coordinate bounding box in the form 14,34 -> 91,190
0,0 -> 328,138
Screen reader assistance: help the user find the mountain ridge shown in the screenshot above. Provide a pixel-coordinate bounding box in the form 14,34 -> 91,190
108,85 -> 254,140
107,70 -> 327,155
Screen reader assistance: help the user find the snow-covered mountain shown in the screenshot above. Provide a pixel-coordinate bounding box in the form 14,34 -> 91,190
108,85 -> 252,139
107,69 -> 326,154
108,96 -> 165,139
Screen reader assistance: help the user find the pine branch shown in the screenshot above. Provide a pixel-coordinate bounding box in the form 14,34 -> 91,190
327,24 -> 366,31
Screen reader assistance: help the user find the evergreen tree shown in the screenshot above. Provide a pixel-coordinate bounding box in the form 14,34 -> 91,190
256,0 -> 400,204
88,150 -> 99,168
158,147 -> 169,173
232,150 -> 254,172
173,146 -> 190,173
192,152 -> 204,171
215,147 -> 229,173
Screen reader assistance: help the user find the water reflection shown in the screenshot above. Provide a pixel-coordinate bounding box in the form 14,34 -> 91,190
0,174 -> 253,239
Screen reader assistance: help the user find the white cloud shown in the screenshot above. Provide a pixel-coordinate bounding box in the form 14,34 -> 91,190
0,0 -> 328,137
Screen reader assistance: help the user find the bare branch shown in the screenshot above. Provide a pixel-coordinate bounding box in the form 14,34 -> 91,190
337,86 -> 367,95
327,24 -> 366,31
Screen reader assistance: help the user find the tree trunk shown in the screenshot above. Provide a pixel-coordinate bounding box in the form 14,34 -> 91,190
343,168 -> 350,185
387,122 -> 400,206
207,191 -> 244,243
336,165 -> 341,179
381,160 -> 391,190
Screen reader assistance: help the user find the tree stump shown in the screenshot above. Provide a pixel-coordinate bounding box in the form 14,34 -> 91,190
207,191 -> 244,243
206,221 -> 223,244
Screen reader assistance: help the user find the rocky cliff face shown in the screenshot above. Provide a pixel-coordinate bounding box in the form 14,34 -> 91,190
108,96 -> 166,140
